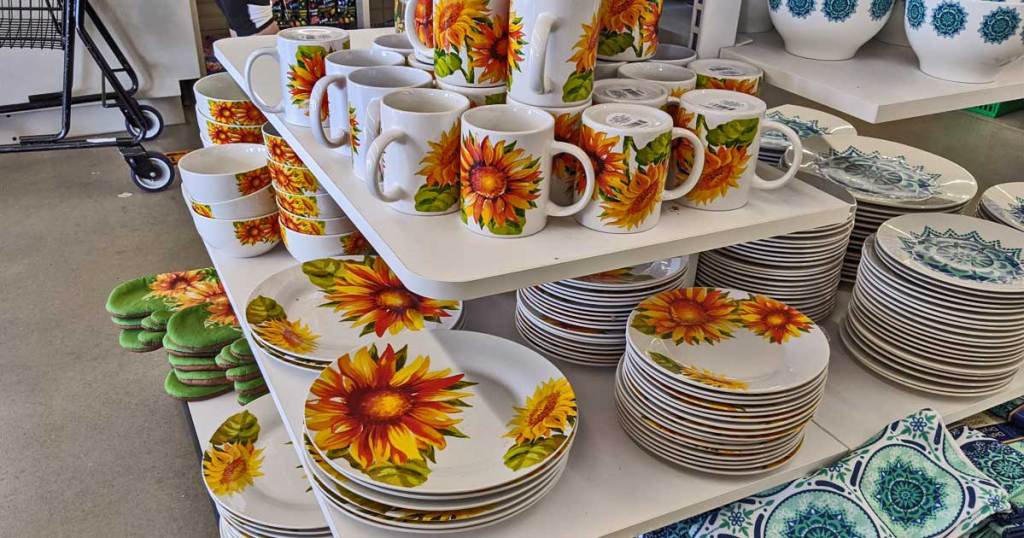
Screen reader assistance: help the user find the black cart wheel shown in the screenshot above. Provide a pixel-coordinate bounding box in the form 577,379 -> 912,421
125,104 -> 165,141
129,152 -> 175,192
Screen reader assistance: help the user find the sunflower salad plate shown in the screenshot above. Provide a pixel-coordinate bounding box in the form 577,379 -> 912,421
201,397 -> 328,533
303,329 -> 576,504
245,255 -> 463,364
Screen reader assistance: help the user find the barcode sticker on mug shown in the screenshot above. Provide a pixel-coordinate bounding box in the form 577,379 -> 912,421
607,113 -> 651,128
605,87 -> 652,100
707,99 -> 745,111
708,66 -> 746,77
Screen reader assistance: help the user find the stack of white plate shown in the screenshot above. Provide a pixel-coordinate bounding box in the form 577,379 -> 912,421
790,134 -> 977,283
302,331 -> 577,533
977,182 -> 1024,232
515,257 -> 690,367
616,287 -> 829,475
843,213 -> 1024,397
757,104 -> 856,165
244,255 -> 464,372
204,397 -> 331,538
695,177 -> 856,321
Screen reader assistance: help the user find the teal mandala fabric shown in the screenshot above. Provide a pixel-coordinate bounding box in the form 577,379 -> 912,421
642,409 -> 1010,538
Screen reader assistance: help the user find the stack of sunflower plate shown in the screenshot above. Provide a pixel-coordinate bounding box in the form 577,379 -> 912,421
790,134 -> 977,283
515,257 -> 690,367
203,397 -> 330,537
301,330 -> 578,533
843,213 -> 1024,397
244,255 -> 464,371
977,182 -> 1024,232
695,177 -> 856,321
616,287 -> 829,475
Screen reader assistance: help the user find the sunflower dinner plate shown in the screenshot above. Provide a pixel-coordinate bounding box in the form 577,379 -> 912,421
202,397 -> 325,531
303,330 -> 577,495
245,256 -> 463,362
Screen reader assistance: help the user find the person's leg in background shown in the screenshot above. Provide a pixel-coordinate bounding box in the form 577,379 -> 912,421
214,0 -> 278,36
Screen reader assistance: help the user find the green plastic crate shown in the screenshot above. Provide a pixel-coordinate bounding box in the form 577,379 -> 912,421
966,99 -> 1024,118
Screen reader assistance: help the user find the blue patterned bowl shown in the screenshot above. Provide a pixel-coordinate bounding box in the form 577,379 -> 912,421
768,0 -> 897,60
905,0 -> 1024,83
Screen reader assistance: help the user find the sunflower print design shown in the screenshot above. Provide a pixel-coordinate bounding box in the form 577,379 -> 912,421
147,270 -> 208,302
235,167 -> 272,196
414,0 -> 434,48
323,256 -> 459,337
738,295 -> 814,344
468,16 -> 509,86
460,133 -> 542,235
416,122 -> 461,188
287,45 -> 330,120
507,10 -> 526,75
348,104 -> 361,153
340,231 -> 375,255
232,101 -> 267,126
265,135 -> 302,167
208,101 -> 237,124
279,210 -> 326,235
268,160 -> 319,194
234,215 -> 281,245
684,144 -> 750,205
191,202 -> 214,218
207,122 -> 235,145
304,343 -> 474,484
181,280 -> 238,327
631,288 -> 741,345
502,378 -> 577,471
433,0 -> 487,51
255,317 -> 320,353
578,123 -> 628,200
639,0 -> 662,56
696,74 -> 759,96
600,0 -> 647,33
561,10 -> 599,102
204,442 -> 265,496
276,192 -> 318,217
600,160 -> 667,230
680,364 -> 749,390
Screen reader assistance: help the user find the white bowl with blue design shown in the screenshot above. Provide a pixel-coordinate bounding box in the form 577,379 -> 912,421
905,0 -> 1024,83
789,133 -> 978,209
768,0 -> 897,60
980,182 -> 1024,233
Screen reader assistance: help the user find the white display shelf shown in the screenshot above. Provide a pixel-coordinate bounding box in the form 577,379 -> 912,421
721,32 -> 1024,123
213,32 -> 852,301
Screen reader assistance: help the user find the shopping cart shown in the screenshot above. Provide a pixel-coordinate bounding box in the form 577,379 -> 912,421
0,0 -> 175,191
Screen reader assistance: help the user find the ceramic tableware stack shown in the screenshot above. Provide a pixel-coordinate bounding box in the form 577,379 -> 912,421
516,257 -> 691,367
756,104 -> 857,166
194,72 -> 267,147
789,134 -> 978,283
302,330 -> 578,533
244,255 -> 464,372
977,182 -> 1024,232
617,287 -> 830,475
843,213 -> 1024,397
695,175 -> 856,321
203,398 -> 331,538
178,144 -> 281,258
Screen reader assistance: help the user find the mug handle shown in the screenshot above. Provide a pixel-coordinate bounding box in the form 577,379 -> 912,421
547,141 -> 595,217
527,13 -> 557,95
309,74 -> 347,149
404,0 -> 430,60
662,127 -> 706,200
364,129 -> 407,202
752,120 -> 803,190
244,47 -> 283,113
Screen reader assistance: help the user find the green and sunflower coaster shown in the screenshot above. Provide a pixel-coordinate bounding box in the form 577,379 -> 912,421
214,346 -> 240,369
165,305 -> 242,353
119,329 -> 163,353
226,362 -> 261,382
164,370 -> 233,401
236,389 -> 268,405
168,354 -> 223,372
141,310 -> 174,331
234,376 -> 267,394
174,368 -> 230,387
228,337 -> 255,362
111,315 -> 145,330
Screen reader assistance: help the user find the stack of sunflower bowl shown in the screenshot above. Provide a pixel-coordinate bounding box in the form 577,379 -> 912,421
263,124 -> 372,261
178,143 -> 281,258
194,72 -> 266,147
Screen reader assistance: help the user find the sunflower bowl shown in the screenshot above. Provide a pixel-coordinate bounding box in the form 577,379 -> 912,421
183,183 -> 276,220
279,222 -> 349,262
198,111 -> 263,145
273,187 -> 343,219
189,208 -> 281,258
193,72 -> 267,127
278,206 -> 354,235
178,143 -> 271,203
262,123 -> 304,167
267,158 -> 323,194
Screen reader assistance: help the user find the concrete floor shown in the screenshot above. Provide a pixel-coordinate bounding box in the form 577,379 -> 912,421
0,94 -> 1021,538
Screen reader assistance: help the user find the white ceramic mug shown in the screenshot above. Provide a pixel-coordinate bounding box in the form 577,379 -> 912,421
593,79 -> 672,109
506,0 -> 601,107
689,59 -> 763,96
649,43 -> 698,66
309,66 -> 432,179
597,0 -> 663,61
403,0 -> 434,63
506,96 -> 591,206
617,62 -> 696,101
307,49 -> 406,152
574,103 -> 705,233
460,104 -> 596,237
244,26 -> 350,126
677,89 -> 803,211
373,33 -> 414,56
436,79 -> 507,107
364,89 -> 471,215
432,0 -> 509,88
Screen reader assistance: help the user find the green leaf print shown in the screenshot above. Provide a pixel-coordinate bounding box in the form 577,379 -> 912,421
705,117 -> 760,148
210,410 -> 260,446
414,184 -> 459,212
562,70 -> 594,103
648,351 -> 683,374
245,296 -> 287,325
301,258 -> 346,290
635,132 -> 672,166
365,460 -> 431,488
598,30 -> 633,57
433,50 -> 462,78
503,435 -> 566,471
484,92 -> 506,105
487,219 -> 525,236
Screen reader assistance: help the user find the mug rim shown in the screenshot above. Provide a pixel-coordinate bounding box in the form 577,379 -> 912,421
347,65 -> 433,89
619,62 -> 696,83
583,103 -> 674,133
681,89 -> 767,116
688,58 -> 764,79
277,26 -> 349,43
462,104 -> 555,135
593,79 -> 669,102
325,48 -> 405,68
382,88 -> 471,115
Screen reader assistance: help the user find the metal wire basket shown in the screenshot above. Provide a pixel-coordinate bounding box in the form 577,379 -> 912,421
0,0 -> 68,50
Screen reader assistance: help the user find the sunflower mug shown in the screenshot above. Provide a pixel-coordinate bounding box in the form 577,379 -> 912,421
243,26 -> 350,126
574,103 -> 705,233
689,59 -> 763,96
364,89 -> 471,215
403,0 -> 434,64
597,0 -> 663,61
506,0 -> 601,108
507,96 -> 591,206
677,90 -> 802,212
309,66 -> 432,179
460,104 -> 596,238
307,49 -> 406,153
431,0 -> 509,88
